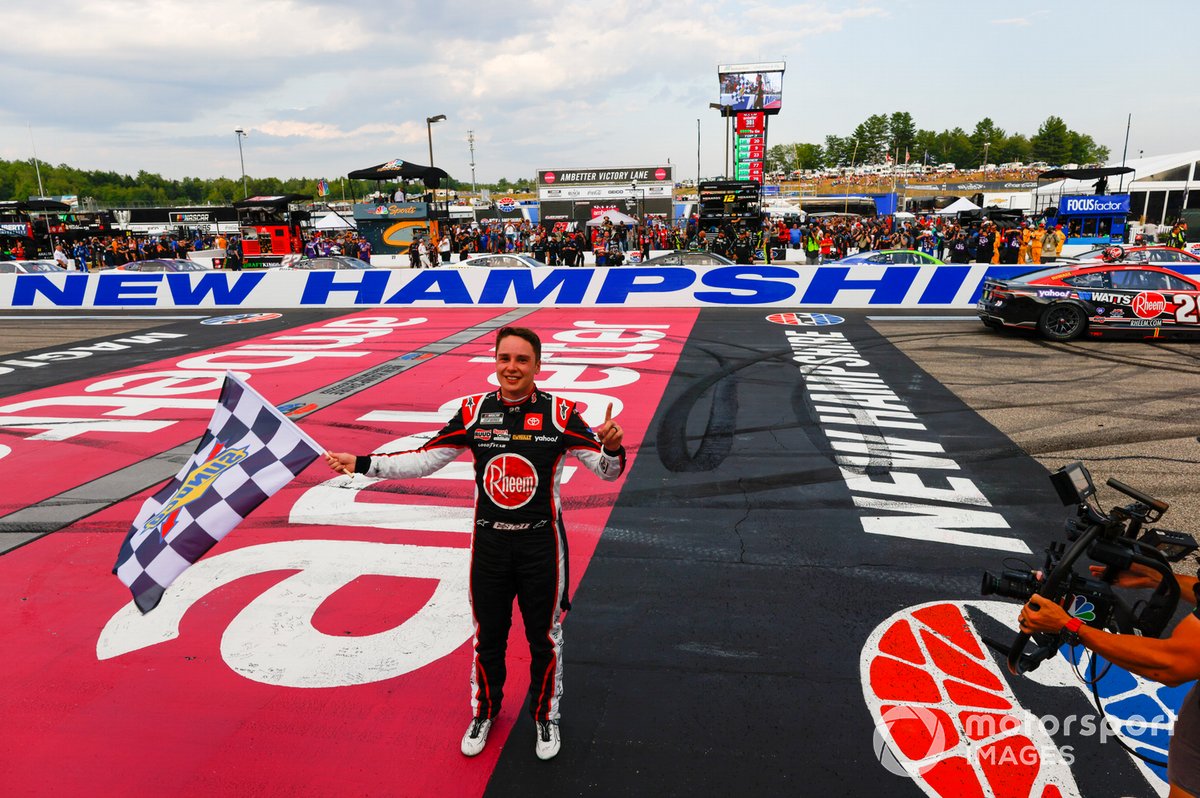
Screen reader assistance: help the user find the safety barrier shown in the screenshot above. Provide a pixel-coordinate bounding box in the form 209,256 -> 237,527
3,263 -> 1196,309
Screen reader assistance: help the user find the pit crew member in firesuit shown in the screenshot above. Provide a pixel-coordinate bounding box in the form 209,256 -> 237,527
324,327 -> 625,762
1021,565 -> 1200,797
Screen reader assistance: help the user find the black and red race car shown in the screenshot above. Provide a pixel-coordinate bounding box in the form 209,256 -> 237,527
977,262 -> 1200,341
1057,245 -> 1200,266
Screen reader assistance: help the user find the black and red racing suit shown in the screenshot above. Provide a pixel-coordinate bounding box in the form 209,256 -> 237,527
353,387 -> 625,722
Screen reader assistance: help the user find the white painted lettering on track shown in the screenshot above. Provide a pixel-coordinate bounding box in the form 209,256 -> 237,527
97,540 -> 472,688
785,328 -> 1030,554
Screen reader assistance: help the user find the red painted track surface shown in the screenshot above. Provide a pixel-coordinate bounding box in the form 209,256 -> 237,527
0,309 -> 696,795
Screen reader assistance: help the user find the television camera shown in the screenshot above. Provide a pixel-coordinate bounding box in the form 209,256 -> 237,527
980,462 -> 1197,675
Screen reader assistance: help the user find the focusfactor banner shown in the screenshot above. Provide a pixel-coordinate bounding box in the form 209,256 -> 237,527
8,264 -> 1196,309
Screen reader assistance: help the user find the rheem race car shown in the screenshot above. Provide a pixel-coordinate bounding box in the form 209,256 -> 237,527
1055,244 -> 1200,266
977,262 -> 1200,341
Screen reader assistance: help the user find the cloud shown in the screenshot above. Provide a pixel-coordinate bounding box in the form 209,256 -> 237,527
991,9 -> 1048,26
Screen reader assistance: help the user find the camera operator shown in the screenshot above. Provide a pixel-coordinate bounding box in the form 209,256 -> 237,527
1021,564 -> 1200,797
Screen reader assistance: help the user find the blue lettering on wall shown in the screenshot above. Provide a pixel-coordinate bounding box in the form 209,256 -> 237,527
384,270 -> 473,305
695,266 -> 798,304
478,269 -> 591,304
594,267 -> 695,304
800,266 -> 918,304
94,273 -> 161,306
300,271 -> 390,305
166,272 -> 264,306
918,266 -> 970,304
11,274 -> 88,306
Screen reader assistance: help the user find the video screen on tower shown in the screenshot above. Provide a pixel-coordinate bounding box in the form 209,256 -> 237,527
718,66 -> 784,113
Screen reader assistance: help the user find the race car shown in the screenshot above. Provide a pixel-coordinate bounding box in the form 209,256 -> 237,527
1056,245 -> 1200,266
977,262 -> 1200,341
834,249 -> 944,265
0,259 -> 66,274
105,259 -> 210,272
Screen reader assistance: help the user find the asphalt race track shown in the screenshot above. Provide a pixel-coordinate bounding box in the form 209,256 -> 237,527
1,307 -> 1198,798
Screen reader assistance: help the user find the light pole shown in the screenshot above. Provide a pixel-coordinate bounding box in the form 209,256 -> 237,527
426,114 -> 446,168
844,138 -> 860,215
982,140 -> 991,174
467,129 -> 477,196
28,124 -> 45,197
630,179 -> 644,226
708,103 -> 732,178
426,115 -> 446,207
234,128 -> 248,199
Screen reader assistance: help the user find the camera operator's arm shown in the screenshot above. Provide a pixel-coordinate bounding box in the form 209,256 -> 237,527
1087,564 -> 1200,605
1021,592 -> 1200,686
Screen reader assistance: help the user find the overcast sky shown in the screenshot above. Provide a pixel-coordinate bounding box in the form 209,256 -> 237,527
2,0 -> 1193,187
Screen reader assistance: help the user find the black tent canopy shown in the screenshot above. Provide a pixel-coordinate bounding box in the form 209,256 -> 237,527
232,194 -> 309,209
347,159 -> 448,188
1036,166 -> 1133,181
0,199 -> 71,212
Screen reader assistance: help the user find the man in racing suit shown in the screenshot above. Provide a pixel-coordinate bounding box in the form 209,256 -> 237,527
324,326 -> 625,762
1022,565 -> 1200,796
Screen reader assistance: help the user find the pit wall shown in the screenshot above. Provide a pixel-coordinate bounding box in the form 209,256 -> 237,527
4,263 -> 1199,309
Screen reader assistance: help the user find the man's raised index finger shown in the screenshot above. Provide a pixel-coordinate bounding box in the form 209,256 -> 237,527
604,403 -> 613,423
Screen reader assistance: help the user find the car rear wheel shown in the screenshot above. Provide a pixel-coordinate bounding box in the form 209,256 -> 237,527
1037,303 -> 1087,342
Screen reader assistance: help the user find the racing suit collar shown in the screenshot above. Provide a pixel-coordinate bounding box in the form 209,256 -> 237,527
498,385 -> 537,406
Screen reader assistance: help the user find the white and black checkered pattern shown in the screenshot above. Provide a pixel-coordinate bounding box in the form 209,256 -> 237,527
113,372 -> 323,613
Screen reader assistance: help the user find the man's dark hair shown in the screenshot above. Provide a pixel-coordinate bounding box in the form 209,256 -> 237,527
495,326 -> 541,360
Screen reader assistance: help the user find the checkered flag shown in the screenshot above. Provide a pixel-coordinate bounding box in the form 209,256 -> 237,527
112,372 -> 323,613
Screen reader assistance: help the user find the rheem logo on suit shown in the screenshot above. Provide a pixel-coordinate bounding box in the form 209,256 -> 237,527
483,453 -> 538,509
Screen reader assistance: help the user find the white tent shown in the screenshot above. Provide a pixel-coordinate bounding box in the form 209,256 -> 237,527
935,197 -> 981,215
312,212 -> 356,230
585,210 -> 639,227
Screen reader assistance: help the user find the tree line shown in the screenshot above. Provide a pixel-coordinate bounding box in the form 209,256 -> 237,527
766,113 -> 1110,174
0,158 -> 532,207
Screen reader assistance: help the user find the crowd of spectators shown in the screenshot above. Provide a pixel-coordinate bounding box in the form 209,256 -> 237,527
0,229 -> 377,270
7,204 -> 1183,271
799,165 -> 1044,192
410,217 -> 705,267
771,214 -> 1068,265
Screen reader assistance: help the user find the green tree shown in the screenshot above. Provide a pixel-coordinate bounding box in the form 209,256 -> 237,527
1067,132 -> 1110,165
887,112 -> 917,159
1031,116 -> 1072,165
823,135 -> 851,167
851,114 -> 890,162
793,142 -> 825,171
969,118 -> 1006,168
765,143 -> 795,175
912,129 -> 940,166
995,134 -> 1032,165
